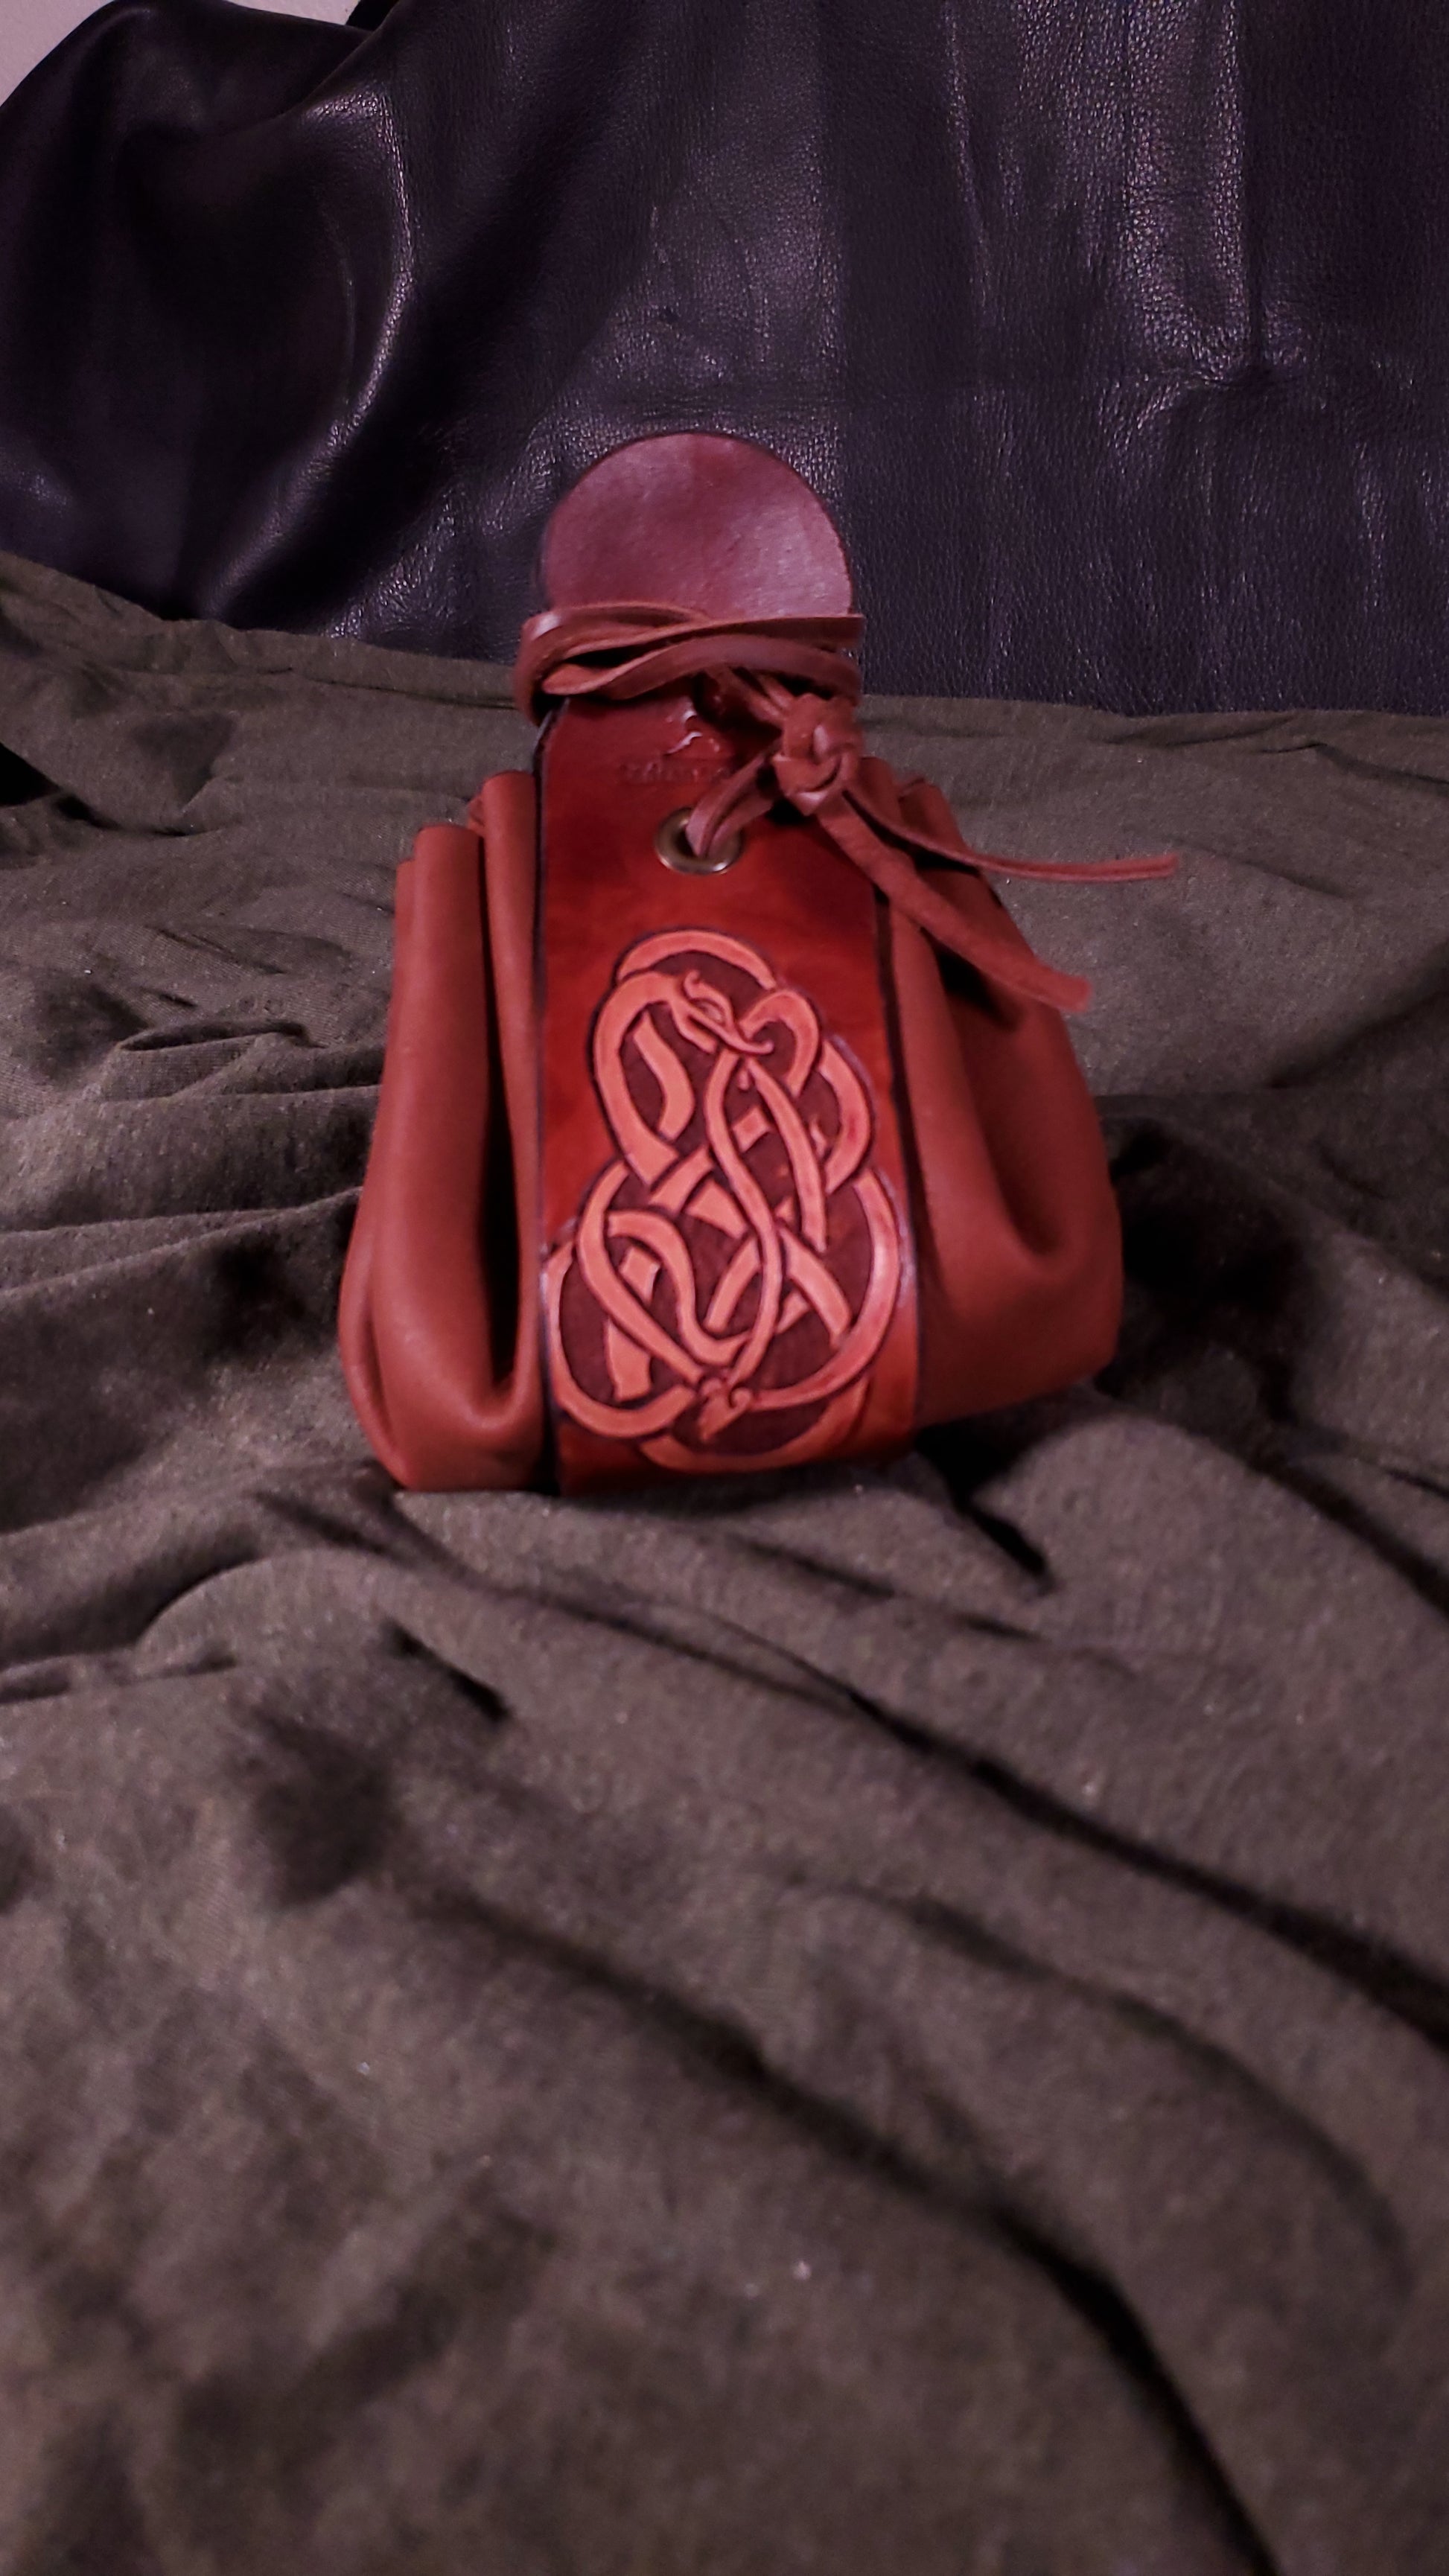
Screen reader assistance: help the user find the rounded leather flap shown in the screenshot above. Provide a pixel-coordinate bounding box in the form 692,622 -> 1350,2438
541,432 -> 853,619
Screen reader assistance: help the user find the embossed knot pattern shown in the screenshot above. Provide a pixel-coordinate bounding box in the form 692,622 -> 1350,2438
545,931 -> 902,1471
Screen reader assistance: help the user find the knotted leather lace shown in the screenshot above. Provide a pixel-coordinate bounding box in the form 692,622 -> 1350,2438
513,604 -> 1176,1013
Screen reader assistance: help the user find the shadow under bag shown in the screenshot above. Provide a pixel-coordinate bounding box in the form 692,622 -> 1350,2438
339,433 -> 1172,1496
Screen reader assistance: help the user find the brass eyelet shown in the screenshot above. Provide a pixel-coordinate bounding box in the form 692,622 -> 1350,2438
654,808 -> 744,875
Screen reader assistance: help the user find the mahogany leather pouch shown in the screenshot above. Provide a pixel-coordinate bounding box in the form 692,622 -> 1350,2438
339,435 -> 1168,1496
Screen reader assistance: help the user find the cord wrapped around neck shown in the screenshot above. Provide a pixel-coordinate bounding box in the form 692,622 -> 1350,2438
513,604 -> 1176,1013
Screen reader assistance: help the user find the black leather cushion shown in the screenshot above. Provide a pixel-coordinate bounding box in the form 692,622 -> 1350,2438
2,0 -> 1448,710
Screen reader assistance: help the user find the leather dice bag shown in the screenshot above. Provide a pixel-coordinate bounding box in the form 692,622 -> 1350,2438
339,434 -> 1172,1496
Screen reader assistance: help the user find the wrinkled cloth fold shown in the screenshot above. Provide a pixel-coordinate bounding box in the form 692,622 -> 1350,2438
1,547 -> 1448,2574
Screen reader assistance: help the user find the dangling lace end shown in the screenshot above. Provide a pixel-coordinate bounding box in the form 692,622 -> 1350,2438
955,844 -> 1179,886
509,603 -> 1179,1012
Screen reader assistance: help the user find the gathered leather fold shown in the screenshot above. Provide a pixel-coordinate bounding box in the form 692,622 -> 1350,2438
338,774 -> 545,1492
515,604 -> 1176,1013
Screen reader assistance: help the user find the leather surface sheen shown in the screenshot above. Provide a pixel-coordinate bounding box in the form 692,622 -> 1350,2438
338,431 -> 1124,1494
3,0 -> 1449,710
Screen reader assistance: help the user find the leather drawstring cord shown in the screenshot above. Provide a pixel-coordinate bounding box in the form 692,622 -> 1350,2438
512,603 -> 1176,1013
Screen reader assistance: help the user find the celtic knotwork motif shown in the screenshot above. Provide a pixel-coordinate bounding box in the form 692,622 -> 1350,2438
545,931 -> 902,1470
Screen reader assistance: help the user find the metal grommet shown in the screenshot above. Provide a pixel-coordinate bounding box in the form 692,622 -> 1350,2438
654,807 -> 744,875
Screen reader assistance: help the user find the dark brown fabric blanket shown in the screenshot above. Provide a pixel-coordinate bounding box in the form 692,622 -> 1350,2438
1,549 -> 1447,2575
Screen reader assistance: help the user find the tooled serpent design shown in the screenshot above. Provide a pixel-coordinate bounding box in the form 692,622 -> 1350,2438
544,930 -> 902,1470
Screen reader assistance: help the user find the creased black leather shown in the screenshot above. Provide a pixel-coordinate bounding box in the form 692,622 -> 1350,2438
2,0 -> 1449,710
